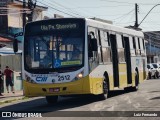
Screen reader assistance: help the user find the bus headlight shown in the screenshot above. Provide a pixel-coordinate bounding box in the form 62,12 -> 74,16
72,72 -> 83,82
77,73 -> 83,78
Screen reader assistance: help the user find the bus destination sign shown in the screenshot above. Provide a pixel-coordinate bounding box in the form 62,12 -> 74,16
41,23 -> 78,31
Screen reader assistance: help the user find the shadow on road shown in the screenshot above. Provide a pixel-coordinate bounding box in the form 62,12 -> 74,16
147,78 -> 160,80
148,90 -> 160,93
0,89 -> 133,113
150,96 -> 160,100
0,89 -> 139,118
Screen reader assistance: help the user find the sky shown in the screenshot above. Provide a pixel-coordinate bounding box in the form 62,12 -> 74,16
37,0 -> 160,32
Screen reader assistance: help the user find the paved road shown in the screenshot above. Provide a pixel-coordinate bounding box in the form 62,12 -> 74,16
0,79 -> 160,119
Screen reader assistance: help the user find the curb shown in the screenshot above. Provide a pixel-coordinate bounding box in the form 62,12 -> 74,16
0,96 -> 28,105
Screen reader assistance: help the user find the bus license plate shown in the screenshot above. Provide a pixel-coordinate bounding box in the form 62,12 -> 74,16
49,88 -> 60,92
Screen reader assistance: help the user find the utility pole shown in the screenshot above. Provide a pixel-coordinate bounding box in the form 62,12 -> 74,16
23,0 -> 26,30
134,3 -> 138,28
28,0 -> 37,22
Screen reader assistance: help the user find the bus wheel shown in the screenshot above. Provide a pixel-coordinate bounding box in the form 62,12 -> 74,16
98,80 -> 108,100
46,96 -> 58,104
133,71 -> 139,91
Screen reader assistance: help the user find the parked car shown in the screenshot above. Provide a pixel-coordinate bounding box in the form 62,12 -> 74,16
147,64 -> 158,79
152,63 -> 160,77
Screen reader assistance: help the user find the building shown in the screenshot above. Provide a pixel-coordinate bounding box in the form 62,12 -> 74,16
0,0 -> 48,48
144,31 -> 160,63
0,0 -> 48,92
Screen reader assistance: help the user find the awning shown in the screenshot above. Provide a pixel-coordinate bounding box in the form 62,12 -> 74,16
0,37 -> 12,42
0,47 -> 22,56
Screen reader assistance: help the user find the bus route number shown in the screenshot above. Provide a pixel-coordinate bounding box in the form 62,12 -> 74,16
58,75 -> 70,81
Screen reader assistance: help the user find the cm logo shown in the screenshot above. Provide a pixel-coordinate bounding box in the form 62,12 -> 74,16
36,77 -> 47,82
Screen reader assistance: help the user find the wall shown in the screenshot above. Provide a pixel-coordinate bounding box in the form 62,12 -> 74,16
0,54 -> 22,93
8,5 -> 23,28
1,54 -> 22,72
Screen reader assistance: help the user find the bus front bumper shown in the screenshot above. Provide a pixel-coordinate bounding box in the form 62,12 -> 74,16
23,75 -> 103,97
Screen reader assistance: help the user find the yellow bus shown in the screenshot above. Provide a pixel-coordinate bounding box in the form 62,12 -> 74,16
14,18 -> 147,104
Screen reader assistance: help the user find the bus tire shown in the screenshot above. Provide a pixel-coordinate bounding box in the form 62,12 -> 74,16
46,96 -> 58,104
98,76 -> 109,100
132,70 -> 139,91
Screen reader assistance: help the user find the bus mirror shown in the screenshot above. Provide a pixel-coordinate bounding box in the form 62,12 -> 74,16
91,38 -> 98,51
13,39 -> 18,53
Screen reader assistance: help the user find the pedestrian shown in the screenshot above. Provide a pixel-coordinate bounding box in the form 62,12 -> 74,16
4,66 -> 15,93
0,70 -> 3,96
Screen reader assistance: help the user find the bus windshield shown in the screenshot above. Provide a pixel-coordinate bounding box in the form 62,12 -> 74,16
24,19 -> 85,73
25,33 -> 84,71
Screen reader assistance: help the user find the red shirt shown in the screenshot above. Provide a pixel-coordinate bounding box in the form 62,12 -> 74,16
4,69 -> 13,79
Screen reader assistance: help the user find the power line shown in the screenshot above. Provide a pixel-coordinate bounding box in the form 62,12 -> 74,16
100,0 -> 159,5
112,9 -> 134,21
52,1 -> 84,17
65,5 -> 132,9
37,1 -> 76,17
100,0 -> 134,5
114,21 -> 134,24
44,0 -> 86,18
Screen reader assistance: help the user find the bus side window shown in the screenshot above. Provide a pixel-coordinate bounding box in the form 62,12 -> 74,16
138,38 -> 141,55
129,36 -> 135,56
87,26 -> 99,71
100,30 -> 111,63
132,37 -> 136,55
98,30 -> 103,64
88,27 -> 97,57
135,37 -> 139,55
139,38 -> 145,55
142,39 -> 145,50
107,32 -> 112,62
107,32 -> 111,46
116,34 -> 125,62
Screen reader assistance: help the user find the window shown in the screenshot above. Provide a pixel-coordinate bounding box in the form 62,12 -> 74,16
129,36 -> 133,49
138,38 -> 141,55
100,31 -> 109,47
25,34 -> 84,69
142,39 -> 145,50
107,32 -> 111,46
117,34 -> 123,48
138,38 -> 141,49
139,38 -> 145,55
102,47 -> 111,63
99,31 -> 111,63
135,37 -> 139,50
139,38 -> 144,50
121,35 -> 124,48
117,34 -> 125,62
132,37 -> 137,55
98,30 -> 103,63
88,27 -> 100,70
132,37 -> 136,49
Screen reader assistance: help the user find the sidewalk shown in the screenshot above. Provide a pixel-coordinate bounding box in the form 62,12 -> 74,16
0,90 -> 24,103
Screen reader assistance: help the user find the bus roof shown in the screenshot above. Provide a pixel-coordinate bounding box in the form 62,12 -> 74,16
85,18 -> 144,38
